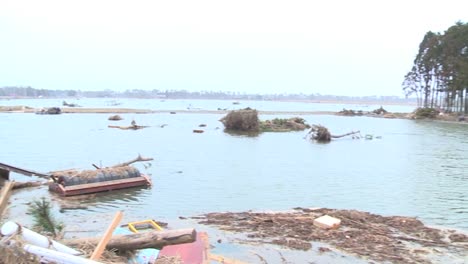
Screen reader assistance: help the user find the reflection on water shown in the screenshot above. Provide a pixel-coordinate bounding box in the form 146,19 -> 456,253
0,100 -> 467,234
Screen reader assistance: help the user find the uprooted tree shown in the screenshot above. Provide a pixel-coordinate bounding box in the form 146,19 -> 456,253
306,125 -> 360,143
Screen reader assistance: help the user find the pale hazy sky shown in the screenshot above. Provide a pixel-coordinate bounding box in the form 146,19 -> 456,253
1,0 -> 467,96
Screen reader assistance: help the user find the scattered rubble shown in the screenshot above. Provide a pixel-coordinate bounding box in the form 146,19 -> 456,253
35,107 -> 61,115
62,101 -> 81,107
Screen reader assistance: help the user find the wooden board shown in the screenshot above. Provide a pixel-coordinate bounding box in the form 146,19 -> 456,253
0,181 -> 15,216
49,175 -> 151,196
90,211 -> 123,260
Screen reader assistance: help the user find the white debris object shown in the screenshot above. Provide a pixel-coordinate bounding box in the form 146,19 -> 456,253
1,221 -> 81,255
313,215 -> 341,229
24,244 -> 103,264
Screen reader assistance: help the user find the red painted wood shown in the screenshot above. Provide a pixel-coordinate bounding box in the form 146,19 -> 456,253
158,232 -> 209,264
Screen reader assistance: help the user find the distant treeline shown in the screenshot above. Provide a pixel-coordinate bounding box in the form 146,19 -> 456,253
0,86 -> 412,103
403,21 -> 468,114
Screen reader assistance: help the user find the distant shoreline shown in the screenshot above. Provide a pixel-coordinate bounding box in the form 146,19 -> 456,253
0,96 -> 416,107
0,105 -> 338,115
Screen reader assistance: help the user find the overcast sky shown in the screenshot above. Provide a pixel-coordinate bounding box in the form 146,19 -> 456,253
1,0 -> 467,96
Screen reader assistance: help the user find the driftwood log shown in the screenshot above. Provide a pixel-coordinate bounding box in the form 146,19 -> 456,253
110,155 -> 153,168
63,228 -> 196,251
108,125 -> 149,130
13,181 -> 47,190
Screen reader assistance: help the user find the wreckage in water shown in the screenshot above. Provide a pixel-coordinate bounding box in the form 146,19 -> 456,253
49,166 -> 151,196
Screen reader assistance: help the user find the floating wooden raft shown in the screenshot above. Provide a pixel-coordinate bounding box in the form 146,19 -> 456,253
49,166 -> 151,196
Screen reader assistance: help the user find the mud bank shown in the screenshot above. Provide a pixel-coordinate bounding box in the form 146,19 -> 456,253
193,207 -> 468,264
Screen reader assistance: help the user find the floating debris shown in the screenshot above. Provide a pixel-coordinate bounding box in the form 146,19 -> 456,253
36,107 -> 61,115
108,115 -> 123,121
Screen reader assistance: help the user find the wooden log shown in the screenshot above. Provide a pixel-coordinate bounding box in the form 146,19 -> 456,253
331,130 -> 360,138
108,125 -> 149,130
90,211 -> 123,260
63,228 -> 196,251
0,181 -> 14,216
12,181 -> 47,190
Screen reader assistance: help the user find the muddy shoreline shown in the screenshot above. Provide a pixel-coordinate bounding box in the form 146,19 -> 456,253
192,208 -> 468,264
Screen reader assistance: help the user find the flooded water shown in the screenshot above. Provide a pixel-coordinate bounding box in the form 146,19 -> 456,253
1,98 -> 467,262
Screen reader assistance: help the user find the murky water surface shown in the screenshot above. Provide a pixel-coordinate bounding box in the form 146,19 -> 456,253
1,99 -> 466,262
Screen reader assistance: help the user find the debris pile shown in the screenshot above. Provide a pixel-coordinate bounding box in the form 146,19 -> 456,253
307,124 -> 331,142
194,207 -> 468,264
259,117 -> 311,132
52,166 -> 141,186
338,109 -> 364,116
220,108 -> 259,132
35,107 -> 61,115
108,115 -> 123,121
338,107 -> 391,117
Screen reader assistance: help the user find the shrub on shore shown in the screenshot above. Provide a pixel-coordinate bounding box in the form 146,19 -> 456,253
413,108 -> 440,119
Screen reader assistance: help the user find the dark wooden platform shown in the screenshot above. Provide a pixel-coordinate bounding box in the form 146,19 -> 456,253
49,175 -> 152,196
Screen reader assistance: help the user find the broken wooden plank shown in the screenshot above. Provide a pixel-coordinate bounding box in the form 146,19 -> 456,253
64,228 -> 196,251
209,254 -> 249,264
0,181 -> 15,216
90,211 -> 123,260
0,162 -> 51,179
